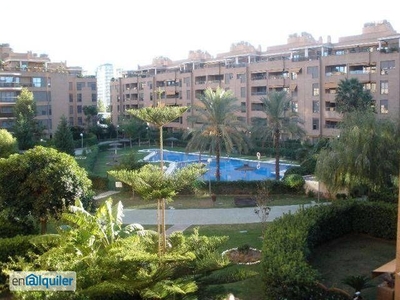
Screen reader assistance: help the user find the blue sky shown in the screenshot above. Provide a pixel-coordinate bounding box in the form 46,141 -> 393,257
2,0 -> 399,75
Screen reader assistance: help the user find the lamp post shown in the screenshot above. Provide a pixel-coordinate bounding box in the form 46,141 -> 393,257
207,158 -> 212,195
80,133 -> 83,149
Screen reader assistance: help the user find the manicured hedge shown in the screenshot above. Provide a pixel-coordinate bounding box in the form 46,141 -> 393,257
261,200 -> 396,299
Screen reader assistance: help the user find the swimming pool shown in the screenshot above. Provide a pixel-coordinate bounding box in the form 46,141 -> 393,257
140,149 -> 293,181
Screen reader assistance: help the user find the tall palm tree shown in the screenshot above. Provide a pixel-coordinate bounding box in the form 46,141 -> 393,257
185,86 -> 250,181
258,91 -> 305,180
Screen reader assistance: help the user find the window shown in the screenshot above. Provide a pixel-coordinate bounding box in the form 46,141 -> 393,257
312,101 -> 320,113
32,77 -> 43,87
241,102 -> 246,113
225,73 -> 233,84
77,94 -> 82,102
77,82 -> 85,90
0,91 -> 17,102
69,106 -> 73,114
240,87 -> 246,98
380,81 -> 389,95
380,100 -> 389,114
184,77 -> 190,87
312,83 -> 319,96
92,94 -> 97,102
77,105 -> 82,114
307,66 -> 319,79
33,91 -> 50,102
88,82 -> 96,90
69,117 -> 74,126
237,74 -> 246,83
69,94 -> 73,102
251,103 -> 264,111
312,118 -> 319,130
363,82 -> 376,93
186,90 -> 190,100
380,60 -> 395,75
325,65 -> 347,76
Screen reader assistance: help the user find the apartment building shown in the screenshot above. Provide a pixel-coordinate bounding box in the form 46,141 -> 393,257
0,44 -> 97,138
110,20 -> 400,141
96,63 -> 114,108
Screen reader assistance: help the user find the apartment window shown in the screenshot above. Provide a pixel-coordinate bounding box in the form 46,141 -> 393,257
237,74 -> 246,83
69,106 -> 73,114
251,103 -> 264,111
32,77 -> 43,87
186,90 -> 190,100
88,82 -> 96,90
312,101 -> 320,113
380,81 -> 389,95
69,117 -> 74,126
183,77 -> 190,87
380,100 -> 389,114
307,66 -> 319,79
240,87 -> 246,98
290,72 -> 298,80
77,82 -> 85,90
225,73 -> 233,84
326,65 -> 346,76
69,94 -> 73,102
0,91 -> 17,102
92,94 -> 97,102
78,117 -> 83,126
380,60 -> 395,75
241,102 -> 246,113
77,94 -> 82,102
363,82 -> 377,93
77,105 -> 82,114
312,118 -> 319,130
312,83 -> 320,96
33,91 -> 50,102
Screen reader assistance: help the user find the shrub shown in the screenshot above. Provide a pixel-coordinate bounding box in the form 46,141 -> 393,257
283,174 -> 305,192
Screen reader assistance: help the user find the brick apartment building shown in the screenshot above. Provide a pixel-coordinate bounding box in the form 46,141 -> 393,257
110,20 -> 400,141
1,20 -> 399,141
0,44 -> 97,138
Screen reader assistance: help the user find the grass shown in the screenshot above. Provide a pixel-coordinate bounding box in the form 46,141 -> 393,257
96,189 -> 316,209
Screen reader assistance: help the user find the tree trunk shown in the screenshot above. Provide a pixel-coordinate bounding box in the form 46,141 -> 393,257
274,131 -> 280,181
216,137 -> 221,181
40,217 -> 47,235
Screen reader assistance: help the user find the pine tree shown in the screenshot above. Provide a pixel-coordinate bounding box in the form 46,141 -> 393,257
54,115 -> 75,156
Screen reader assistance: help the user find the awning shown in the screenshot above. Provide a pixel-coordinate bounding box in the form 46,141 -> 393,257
289,67 -> 302,73
290,83 -> 297,91
268,84 -> 284,88
372,259 -> 396,278
324,82 -> 338,89
251,70 -> 266,73
268,68 -> 283,73
166,90 -> 176,96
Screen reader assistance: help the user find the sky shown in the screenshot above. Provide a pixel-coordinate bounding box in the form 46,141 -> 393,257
2,0 -> 400,75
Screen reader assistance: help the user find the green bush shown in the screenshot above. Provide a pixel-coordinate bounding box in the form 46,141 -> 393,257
283,174 -> 305,192
261,200 -> 396,299
0,211 -> 38,238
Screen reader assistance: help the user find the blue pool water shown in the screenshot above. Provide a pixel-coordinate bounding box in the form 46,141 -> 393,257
140,149 -> 292,181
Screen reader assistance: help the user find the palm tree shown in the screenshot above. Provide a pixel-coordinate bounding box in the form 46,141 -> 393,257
258,91 -> 305,180
185,86 -> 250,181
335,78 -> 374,113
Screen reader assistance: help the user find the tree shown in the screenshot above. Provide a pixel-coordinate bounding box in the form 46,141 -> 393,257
315,111 -> 399,196
185,86 -> 250,181
0,146 -> 93,234
335,78 -> 374,113
12,88 -> 43,150
119,117 -> 148,147
53,115 -> 75,156
0,129 -> 18,158
125,101 -> 189,255
97,98 -> 106,112
258,91 -> 305,180
83,105 -> 98,128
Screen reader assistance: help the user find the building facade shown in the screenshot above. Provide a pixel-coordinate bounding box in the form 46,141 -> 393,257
96,63 -> 114,108
0,43 -> 97,138
110,20 -> 400,141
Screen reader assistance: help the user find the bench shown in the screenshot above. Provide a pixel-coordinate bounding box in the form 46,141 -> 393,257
234,196 -> 257,207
